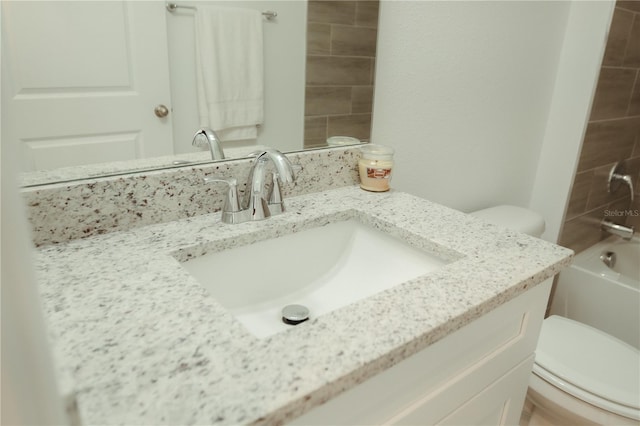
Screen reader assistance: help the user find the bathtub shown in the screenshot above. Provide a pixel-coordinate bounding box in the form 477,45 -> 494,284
549,235 -> 639,349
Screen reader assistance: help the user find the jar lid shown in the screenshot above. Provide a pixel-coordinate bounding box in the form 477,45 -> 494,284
360,144 -> 394,160
327,136 -> 361,146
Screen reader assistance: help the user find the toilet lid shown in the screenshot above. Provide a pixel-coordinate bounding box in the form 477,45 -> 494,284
470,205 -> 545,237
534,316 -> 640,419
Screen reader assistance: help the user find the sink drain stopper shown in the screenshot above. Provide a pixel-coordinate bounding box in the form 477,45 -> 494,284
282,304 -> 310,325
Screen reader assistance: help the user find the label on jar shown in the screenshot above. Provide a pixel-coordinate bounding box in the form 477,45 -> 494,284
358,159 -> 393,192
367,167 -> 392,179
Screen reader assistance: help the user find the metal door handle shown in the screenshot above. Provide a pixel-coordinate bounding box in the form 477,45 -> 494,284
154,104 -> 169,118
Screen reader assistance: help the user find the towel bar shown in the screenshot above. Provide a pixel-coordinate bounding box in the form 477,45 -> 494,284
165,2 -> 277,19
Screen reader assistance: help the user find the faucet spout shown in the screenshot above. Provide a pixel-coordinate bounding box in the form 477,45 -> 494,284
250,148 -> 296,183
601,219 -> 634,240
192,128 -> 225,160
203,148 -> 295,224
243,149 -> 295,214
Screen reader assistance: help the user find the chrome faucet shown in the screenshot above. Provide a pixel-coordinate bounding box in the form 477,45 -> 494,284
601,219 -> 634,240
192,128 -> 225,160
608,162 -> 634,202
243,149 -> 295,217
204,148 -> 296,224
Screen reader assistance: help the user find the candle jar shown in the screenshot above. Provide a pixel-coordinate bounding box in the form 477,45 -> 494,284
358,144 -> 394,192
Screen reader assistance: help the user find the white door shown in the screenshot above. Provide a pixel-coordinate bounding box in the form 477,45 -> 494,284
1,1 -> 174,172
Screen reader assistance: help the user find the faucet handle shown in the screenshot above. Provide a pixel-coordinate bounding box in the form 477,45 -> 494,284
204,176 -> 240,215
608,162 -> 635,202
268,164 -> 301,215
268,172 -> 285,215
612,173 -> 634,202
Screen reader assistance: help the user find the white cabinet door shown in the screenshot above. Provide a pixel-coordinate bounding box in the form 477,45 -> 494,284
289,281 -> 552,426
393,356 -> 535,426
1,1 -> 173,172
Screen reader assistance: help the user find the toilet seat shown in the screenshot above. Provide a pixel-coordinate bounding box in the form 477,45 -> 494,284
533,316 -> 640,420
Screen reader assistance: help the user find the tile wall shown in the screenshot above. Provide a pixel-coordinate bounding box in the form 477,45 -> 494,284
303,0 -> 379,148
559,0 -> 640,253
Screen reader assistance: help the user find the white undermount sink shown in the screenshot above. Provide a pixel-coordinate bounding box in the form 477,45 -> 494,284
180,219 -> 448,338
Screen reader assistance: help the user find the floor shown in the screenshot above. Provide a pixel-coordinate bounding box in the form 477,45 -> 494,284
519,398 -> 534,426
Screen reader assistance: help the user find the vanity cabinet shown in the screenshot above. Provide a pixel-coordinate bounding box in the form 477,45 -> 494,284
290,279 -> 552,425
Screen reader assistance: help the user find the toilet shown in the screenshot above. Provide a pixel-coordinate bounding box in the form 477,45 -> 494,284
528,316 -> 639,425
470,205 -> 640,425
470,205 -> 545,237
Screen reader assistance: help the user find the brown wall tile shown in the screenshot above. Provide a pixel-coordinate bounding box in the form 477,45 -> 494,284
307,23 -> 331,55
621,156 -> 640,191
559,208 -> 607,253
562,2 -> 640,255
304,116 -> 328,148
585,163 -> 629,210
625,197 -> 640,229
304,0 -> 378,146
351,86 -> 374,113
328,114 -> 371,140
305,87 -> 352,116
306,56 -> 374,86
331,26 -> 377,57
618,0 -> 640,14
603,8 -> 635,66
605,195 -> 636,227
624,15 -> 640,66
565,170 -> 593,219
355,0 -> 379,28
590,67 -> 638,120
308,1 -> 356,25
577,117 -> 639,172
628,72 -> 640,115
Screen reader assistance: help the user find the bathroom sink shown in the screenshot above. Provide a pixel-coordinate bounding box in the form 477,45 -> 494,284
180,219 -> 448,338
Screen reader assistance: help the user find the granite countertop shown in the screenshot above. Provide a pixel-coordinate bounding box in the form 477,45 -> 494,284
19,145 -> 270,187
35,186 -> 573,425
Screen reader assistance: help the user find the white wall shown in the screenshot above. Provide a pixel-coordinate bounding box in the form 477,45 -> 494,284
0,165 -> 69,426
529,1 -> 615,242
167,0 -> 307,154
1,8 -> 68,419
372,1 -> 571,213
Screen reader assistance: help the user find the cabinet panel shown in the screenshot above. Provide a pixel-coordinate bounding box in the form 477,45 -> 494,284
289,279 -> 552,426
392,355 -> 534,425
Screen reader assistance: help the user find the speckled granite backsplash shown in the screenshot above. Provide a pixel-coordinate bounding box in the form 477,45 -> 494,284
22,147 -> 360,246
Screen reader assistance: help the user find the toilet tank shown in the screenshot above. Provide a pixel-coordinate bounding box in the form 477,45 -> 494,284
470,205 -> 545,237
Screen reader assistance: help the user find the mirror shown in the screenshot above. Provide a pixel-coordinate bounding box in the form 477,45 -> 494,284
1,0 -> 378,186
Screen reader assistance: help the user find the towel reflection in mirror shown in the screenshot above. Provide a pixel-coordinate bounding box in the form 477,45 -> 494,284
194,6 -> 264,141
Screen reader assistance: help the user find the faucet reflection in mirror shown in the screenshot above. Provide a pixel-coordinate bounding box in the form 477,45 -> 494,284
192,128 -> 225,160
204,148 -> 296,224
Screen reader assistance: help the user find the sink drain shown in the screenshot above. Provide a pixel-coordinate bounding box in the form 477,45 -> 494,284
282,304 -> 310,325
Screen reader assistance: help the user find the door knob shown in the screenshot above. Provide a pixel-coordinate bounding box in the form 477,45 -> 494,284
154,104 -> 169,118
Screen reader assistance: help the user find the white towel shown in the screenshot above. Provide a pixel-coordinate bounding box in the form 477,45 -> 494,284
195,6 -> 264,141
